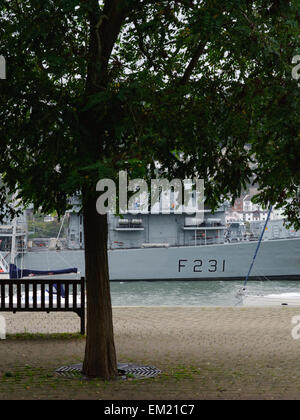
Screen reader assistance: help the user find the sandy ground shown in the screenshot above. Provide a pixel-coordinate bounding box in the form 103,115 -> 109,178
1,307 -> 300,399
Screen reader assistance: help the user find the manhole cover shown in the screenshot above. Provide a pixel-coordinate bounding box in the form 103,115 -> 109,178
55,363 -> 161,379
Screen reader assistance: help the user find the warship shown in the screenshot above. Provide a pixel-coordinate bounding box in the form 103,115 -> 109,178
1,204 -> 300,281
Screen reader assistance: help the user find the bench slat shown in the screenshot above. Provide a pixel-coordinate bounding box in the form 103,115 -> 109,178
0,284 -> 5,309
48,282 -> 53,310
33,282 -> 37,309
17,283 -> 21,310
41,284 -> 45,310
65,284 -> 69,309
73,283 -> 77,309
9,283 -> 13,311
57,282 -> 61,309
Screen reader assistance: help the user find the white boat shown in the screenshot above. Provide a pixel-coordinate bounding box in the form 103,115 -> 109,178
242,292 -> 300,307
239,206 -> 300,306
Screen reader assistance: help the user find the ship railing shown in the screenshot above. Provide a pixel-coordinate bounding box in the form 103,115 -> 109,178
117,223 -> 144,228
189,238 -> 224,245
184,223 -> 225,228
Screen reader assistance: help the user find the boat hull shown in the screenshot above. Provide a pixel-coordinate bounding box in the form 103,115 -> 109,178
243,293 -> 300,307
16,237 -> 300,281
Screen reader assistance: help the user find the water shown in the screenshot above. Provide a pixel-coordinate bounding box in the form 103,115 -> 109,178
110,280 -> 300,306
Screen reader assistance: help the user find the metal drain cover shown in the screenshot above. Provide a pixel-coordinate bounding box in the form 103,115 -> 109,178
55,363 -> 161,379
55,364 -> 83,378
118,363 -> 161,379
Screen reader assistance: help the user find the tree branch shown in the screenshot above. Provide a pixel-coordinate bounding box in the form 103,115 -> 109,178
86,0 -> 128,92
179,39 -> 206,85
99,0 -> 129,73
132,18 -> 161,73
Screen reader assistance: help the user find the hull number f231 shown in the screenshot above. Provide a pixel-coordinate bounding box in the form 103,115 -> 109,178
178,259 -> 226,273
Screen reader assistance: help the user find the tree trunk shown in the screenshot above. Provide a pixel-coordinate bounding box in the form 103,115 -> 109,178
82,191 -> 117,379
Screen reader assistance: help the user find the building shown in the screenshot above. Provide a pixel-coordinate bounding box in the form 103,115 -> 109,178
226,191 -> 285,224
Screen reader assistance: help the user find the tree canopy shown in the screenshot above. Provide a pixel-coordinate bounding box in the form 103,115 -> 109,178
1,0 -> 299,223
1,0 -> 300,379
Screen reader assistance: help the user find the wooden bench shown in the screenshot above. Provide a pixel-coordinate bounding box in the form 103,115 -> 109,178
0,277 -> 85,335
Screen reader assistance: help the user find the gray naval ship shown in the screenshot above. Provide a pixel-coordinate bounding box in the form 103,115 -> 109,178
1,204 -> 300,281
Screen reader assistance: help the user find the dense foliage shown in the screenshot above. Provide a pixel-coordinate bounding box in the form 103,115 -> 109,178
0,0 -> 299,222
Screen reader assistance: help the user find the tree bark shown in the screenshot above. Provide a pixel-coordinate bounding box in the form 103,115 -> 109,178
82,191 -> 117,379
80,0 -> 128,380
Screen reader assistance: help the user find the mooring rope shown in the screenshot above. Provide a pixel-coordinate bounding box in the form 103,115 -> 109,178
235,205 -> 273,301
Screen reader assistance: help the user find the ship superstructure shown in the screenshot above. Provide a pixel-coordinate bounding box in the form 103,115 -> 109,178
68,204 -> 228,250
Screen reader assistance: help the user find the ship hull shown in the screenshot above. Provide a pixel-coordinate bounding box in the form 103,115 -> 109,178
16,237 -> 300,281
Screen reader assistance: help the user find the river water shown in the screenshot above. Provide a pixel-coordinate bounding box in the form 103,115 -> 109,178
110,280 -> 300,306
